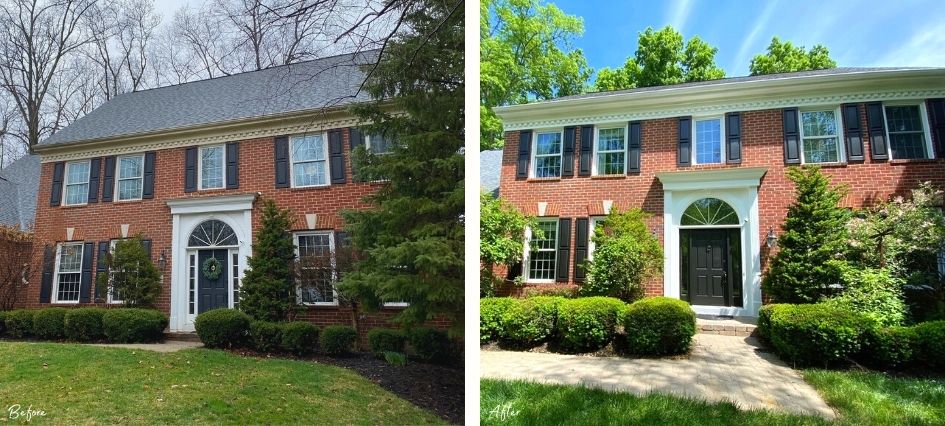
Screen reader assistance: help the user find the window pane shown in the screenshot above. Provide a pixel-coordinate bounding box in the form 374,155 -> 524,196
66,162 -> 90,185
118,179 -> 143,200
802,111 -> 837,137
65,184 -> 88,205
682,198 -> 739,226
597,152 -> 625,175
597,128 -> 625,151
201,146 -> 223,188
886,106 -> 923,132
890,133 -> 928,159
57,273 -> 81,302
293,161 -> 327,186
534,156 -> 561,178
298,234 -> 331,257
803,137 -> 840,163
370,134 -> 392,154
118,156 -> 143,179
885,106 -> 928,159
528,220 -> 558,281
695,119 -> 721,164
59,244 -> 83,272
293,136 -> 325,162
536,133 -> 561,155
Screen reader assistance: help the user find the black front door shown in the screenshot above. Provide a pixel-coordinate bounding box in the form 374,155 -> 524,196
688,229 -> 729,306
198,249 -> 229,314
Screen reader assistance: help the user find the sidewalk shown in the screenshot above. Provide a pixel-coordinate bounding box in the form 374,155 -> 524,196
86,340 -> 203,353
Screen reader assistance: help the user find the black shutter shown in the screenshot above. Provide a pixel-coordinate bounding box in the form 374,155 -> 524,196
101,156 -> 116,202
39,244 -> 54,303
50,162 -> 65,207
143,152 -> 156,198
225,142 -> 239,189
782,108 -> 801,164
866,102 -> 888,160
79,242 -> 94,303
928,99 -> 945,158
573,218 -> 589,282
579,125 -> 593,176
678,117 -> 692,167
556,218 -> 572,283
87,158 -> 101,203
841,104 -> 865,162
328,129 -> 346,184
349,128 -> 365,181
142,239 -> 152,259
184,147 -> 197,192
627,121 -> 642,173
725,112 -> 742,164
96,241 -> 109,300
516,130 -> 532,179
562,126 -> 576,177
274,136 -> 290,188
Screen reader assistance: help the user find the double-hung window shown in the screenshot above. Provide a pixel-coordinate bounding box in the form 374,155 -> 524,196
693,118 -> 723,164
885,104 -> 932,160
291,134 -> 329,187
587,217 -> 604,260
63,160 -> 90,205
106,239 -> 124,304
53,242 -> 83,303
199,145 -> 224,190
295,232 -> 336,305
800,110 -> 842,164
595,127 -> 626,175
116,154 -> 145,200
526,219 -> 558,282
367,133 -> 394,155
533,131 -> 563,178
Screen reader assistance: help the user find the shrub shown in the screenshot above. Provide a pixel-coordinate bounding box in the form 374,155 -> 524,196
0,311 -> 7,336
249,320 -> 284,353
480,192 -> 535,297
4,310 -> 34,338
320,325 -> 357,356
32,308 -> 67,340
195,309 -> 251,348
823,264 -> 907,327
280,322 -> 319,355
501,296 -> 563,346
64,308 -> 107,342
96,235 -> 161,307
102,308 -> 168,343
757,304 -> 790,341
622,297 -> 696,356
410,327 -> 451,363
583,209 -> 663,302
859,326 -> 917,369
522,286 -> 578,299
554,297 -> 625,352
912,320 -> 945,369
767,303 -> 871,367
480,297 -> 517,343
384,351 -> 407,366
368,328 -> 407,356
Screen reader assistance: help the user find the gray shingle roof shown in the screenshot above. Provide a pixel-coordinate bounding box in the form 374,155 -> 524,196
480,149 -> 503,197
0,154 -> 40,229
41,50 -> 379,146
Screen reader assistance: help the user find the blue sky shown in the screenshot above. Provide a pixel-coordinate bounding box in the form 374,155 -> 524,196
553,0 -> 945,79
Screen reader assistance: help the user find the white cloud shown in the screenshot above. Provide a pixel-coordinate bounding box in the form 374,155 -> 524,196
871,23 -> 945,67
731,0 -> 779,75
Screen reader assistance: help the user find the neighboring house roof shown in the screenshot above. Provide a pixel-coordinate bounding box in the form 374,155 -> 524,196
41,50 -> 379,147
0,154 -> 40,230
480,149 -> 503,197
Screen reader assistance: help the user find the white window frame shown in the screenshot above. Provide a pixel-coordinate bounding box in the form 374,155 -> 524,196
531,129 -> 564,178
882,101 -> 934,160
798,107 -> 846,165
366,133 -> 393,155
523,218 -> 559,284
587,216 -> 604,261
197,144 -> 226,190
62,160 -> 91,206
691,116 -> 725,165
289,132 -> 331,188
293,231 -> 338,306
115,153 -> 145,201
52,242 -> 83,304
592,125 -> 627,175
106,239 -> 123,304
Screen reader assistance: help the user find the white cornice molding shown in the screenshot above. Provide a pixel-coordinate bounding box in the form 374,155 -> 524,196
166,193 -> 258,215
656,167 -> 768,191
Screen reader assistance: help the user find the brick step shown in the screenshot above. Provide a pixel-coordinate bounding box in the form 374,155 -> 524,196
696,317 -> 757,337
164,332 -> 201,342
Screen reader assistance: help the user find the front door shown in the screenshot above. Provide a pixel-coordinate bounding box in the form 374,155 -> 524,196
197,249 -> 229,313
688,229 -> 729,306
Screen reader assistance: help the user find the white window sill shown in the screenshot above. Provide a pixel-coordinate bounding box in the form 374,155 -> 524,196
301,302 -> 339,307
291,183 -> 331,189
51,300 -> 80,305
383,302 -> 409,308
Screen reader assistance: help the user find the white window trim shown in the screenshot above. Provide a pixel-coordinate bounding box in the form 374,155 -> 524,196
106,239 -> 123,304
197,144 -> 226,190
691,116 -> 726,165
531,129 -> 564,178
293,231 -> 338,306
114,153 -> 145,201
882,101 -> 935,160
383,302 -> 409,308
592,125 -> 628,176
798,107 -> 846,165
289,132 -> 331,188
523,218 -> 558,284
366,133 -> 393,155
52,242 -> 83,304
62,160 -> 91,206
587,216 -> 604,261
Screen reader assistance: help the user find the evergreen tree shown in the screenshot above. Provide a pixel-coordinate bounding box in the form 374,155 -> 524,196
239,199 -> 297,321
96,234 -> 161,307
762,167 -> 851,303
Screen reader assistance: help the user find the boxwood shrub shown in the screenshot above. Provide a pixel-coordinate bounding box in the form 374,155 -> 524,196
912,320 -> 945,369
767,303 -> 871,367
33,308 -> 67,340
757,304 -> 789,341
623,297 -> 696,356
0,310 -> 7,336
250,320 -> 284,353
858,325 -> 917,369
554,297 -> 626,352
195,308 -> 251,348
102,308 -> 168,343
64,308 -> 107,342
367,328 -> 407,357
281,322 -> 319,356
409,327 -> 450,363
320,325 -> 357,356
480,297 -> 517,343
5,309 -> 34,338
501,296 -> 563,347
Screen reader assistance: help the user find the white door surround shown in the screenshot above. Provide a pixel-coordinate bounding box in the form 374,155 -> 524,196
166,194 -> 256,331
657,167 -> 767,317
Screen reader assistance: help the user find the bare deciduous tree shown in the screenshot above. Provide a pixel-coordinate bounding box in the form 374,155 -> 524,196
0,226 -> 32,310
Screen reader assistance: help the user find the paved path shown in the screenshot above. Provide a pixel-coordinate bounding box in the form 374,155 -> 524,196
86,340 -> 203,353
481,334 -> 835,419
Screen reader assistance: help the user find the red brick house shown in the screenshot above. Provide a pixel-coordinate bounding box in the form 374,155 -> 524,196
24,51 -> 420,333
494,67 -> 945,317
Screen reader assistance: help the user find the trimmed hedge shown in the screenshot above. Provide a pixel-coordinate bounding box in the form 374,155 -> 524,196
32,308 -> 67,340
368,328 -> 407,357
410,327 -> 451,363
320,325 -> 357,356
281,322 -> 319,355
5,310 -> 34,338
501,296 -> 563,346
0,310 -> 7,336
250,320 -> 284,353
102,308 -> 168,343
194,309 -> 251,348
912,320 -> 945,369
757,303 -> 789,341
64,308 -> 106,342
859,326 -> 917,369
555,297 -> 626,352
767,303 -> 871,367
623,297 -> 696,356
480,297 -> 517,343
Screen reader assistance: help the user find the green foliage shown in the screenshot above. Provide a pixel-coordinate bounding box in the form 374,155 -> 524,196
64,308 -> 106,342
249,321 -> 284,353
367,328 -> 407,357
480,193 -> 535,296
480,297 -> 517,343
0,311 -> 6,335
320,325 -> 357,356
32,308 -> 67,340
762,167 -> 850,303
622,297 -> 696,356
409,327 -> 451,363
859,326 -> 918,369
101,309 -> 168,343
500,296 -> 563,346
912,320 -> 945,369
583,208 -> 663,302
281,322 -> 319,356
822,263 -> 907,327
383,351 -> 408,366
749,37 -> 837,75
521,285 -> 578,298
239,199 -> 298,322
96,235 -> 162,307
194,309 -> 251,349
4,309 -> 33,338
554,297 -> 626,352
766,303 -> 871,367
757,304 -> 790,341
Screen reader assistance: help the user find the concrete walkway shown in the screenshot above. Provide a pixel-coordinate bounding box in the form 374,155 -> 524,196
86,340 -> 203,353
481,334 -> 835,419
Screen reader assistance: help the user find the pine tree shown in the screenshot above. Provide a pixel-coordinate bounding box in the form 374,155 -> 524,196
762,167 -> 850,303
239,199 -> 298,321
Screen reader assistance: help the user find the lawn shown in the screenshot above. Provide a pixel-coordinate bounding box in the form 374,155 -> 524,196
0,342 -> 444,425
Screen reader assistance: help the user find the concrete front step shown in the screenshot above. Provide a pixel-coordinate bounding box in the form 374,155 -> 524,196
696,316 -> 757,337
164,332 -> 201,342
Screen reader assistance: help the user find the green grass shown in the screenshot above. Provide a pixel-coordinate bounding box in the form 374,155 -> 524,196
0,342 -> 444,425
803,370 -> 945,425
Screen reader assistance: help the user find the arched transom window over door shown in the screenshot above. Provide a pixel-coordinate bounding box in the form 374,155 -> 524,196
681,198 -> 739,226
188,219 -> 238,247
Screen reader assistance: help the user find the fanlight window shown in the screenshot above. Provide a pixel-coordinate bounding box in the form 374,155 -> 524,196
681,198 -> 739,226
188,220 -> 238,247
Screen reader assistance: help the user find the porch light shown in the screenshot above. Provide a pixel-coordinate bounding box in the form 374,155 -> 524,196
158,249 -> 167,270
765,227 -> 778,248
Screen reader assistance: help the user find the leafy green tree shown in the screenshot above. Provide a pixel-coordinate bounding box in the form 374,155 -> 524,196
95,234 -> 161,307
762,167 -> 851,303
480,0 -> 592,149
340,0 -> 464,336
480,192 -> 536,296
583,208 -> 663,302
749,37 -> 837,75
239,199 -> 298,322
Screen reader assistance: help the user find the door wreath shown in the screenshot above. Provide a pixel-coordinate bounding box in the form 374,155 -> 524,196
202,257 -> 222,280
